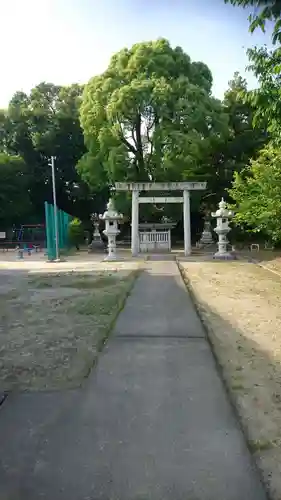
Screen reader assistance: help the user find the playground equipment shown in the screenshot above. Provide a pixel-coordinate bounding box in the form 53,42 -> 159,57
44,202 -> 71,260
15,244 -> 35,259
16,247 -> 24,259
11,224 -> 45,245
2,208 -> 70,260
3,224 -> 45,257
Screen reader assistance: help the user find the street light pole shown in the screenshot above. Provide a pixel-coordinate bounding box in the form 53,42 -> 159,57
49,156 -> 59,261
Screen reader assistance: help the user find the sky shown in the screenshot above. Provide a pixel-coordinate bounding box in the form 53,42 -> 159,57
0,0 -> 273,109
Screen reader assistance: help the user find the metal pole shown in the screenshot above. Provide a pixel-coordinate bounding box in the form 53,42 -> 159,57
183,189 -> 191,256
50,156 -> 59,261
131,189 -> 139,256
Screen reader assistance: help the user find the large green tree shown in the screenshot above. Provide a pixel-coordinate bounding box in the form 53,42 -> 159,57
228,61 -> 281,239
224,0 -> 281,239
223,72 -> 267,165
79,39 -> 229,195
1,83 -> 106,222
200,72 -> 267,208
245,45 -> 281,138
229,142 -> 281,241
225,1 -> 281,138
0,154 -> 32,228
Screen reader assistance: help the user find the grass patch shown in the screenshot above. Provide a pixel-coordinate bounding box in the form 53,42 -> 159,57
0,267 -> 140,392
249,439 -> 276,453
231,383 -> 245,391
0,289 -> 20,300
30,279 -> 53,288
28,272 -> 119,289
66,275 -> 118,289
71,293 -> 119,316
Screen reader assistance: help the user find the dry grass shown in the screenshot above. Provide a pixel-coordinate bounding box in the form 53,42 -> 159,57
180,260 -> 281,500
258,251 -> 281,276
0,268 -> 139,392
241,248 -> 281,275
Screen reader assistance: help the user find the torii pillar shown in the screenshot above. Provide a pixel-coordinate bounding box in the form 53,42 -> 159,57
114,181 -> 207,257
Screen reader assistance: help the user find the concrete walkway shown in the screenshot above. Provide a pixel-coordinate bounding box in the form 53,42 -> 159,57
0,261 -> 266,500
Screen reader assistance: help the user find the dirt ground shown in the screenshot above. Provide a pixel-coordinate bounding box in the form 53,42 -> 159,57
0,265 -> 139,392
180,259 -> 281,500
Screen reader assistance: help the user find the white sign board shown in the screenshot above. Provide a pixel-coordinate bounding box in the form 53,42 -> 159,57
115,182 -> 206,191
0,232 -> 6,239
138,196 -> 183,204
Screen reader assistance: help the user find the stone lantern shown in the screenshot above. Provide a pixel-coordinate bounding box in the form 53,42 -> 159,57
99,198 -> 123,261
88,212 -> 104,252
211,198 -> 235,260
199,218 -> 214,246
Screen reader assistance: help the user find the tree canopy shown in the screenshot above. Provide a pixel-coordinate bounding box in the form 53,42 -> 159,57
79,39 -> 229,193
0,154 -> 32,228
203,71 -> 267,206
246,46 -> 281,138
229,143 -> 281,241
224,1 -> 281,241
0,36 -> 274,237
224,2 -> 281,138
224,0 -> 281,43
1,82 -> 107,223
229,69 -> 281,238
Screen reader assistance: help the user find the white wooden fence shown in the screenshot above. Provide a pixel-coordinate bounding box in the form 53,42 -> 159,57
139,231 -> 171,252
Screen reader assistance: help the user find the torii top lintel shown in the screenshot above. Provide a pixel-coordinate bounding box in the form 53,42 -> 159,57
114,182 -> 207,192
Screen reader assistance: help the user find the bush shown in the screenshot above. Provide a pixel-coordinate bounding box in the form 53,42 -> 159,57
68,218 -> 85,250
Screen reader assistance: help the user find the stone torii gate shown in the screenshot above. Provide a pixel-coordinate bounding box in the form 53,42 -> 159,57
115,182 -> 207,256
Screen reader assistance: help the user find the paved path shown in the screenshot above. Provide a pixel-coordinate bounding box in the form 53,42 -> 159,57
0,261 -> 266,500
